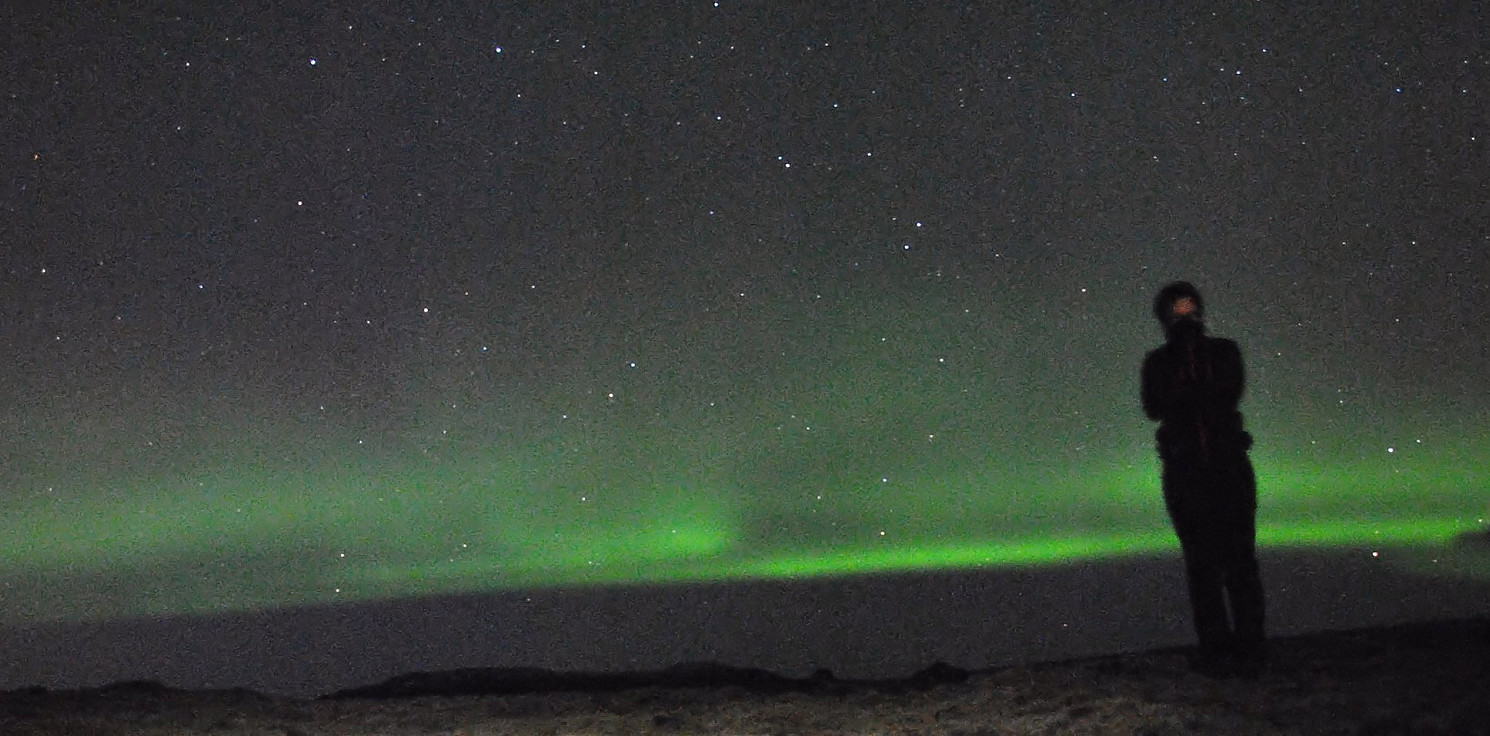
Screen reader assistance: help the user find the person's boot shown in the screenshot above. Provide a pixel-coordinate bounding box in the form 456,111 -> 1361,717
1188,634 -> 1236,679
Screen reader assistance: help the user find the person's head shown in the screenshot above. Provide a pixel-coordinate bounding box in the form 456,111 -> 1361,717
1153,281 -> 1205,336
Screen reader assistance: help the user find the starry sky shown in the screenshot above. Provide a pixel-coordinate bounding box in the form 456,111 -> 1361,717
2,0 -> 1488,689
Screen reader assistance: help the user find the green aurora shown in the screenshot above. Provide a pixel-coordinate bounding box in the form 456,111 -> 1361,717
2,283 -> 1485,626
1,389 -> 1483,625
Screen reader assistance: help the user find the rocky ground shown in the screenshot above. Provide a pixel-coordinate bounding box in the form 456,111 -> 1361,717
2,617 -> 1486,735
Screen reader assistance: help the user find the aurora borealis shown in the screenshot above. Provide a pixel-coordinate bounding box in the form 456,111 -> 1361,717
2,0 -> 1488,691
0,279 -> 1483,624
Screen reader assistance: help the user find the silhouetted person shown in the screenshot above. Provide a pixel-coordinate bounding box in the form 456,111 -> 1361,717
1141,281 -> 1267,677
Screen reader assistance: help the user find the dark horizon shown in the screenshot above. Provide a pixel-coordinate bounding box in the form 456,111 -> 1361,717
2,544 -> 1486,697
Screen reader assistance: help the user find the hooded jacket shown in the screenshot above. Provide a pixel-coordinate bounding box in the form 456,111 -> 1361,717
1141,283 -> 1252,462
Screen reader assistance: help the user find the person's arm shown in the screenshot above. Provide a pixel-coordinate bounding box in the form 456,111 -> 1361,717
1208,339 -> 1246,411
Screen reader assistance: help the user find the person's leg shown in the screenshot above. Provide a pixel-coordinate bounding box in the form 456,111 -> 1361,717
1164,463 -> 1233,667
1184,557 -> 1234,664
1219,454 -> 1266,669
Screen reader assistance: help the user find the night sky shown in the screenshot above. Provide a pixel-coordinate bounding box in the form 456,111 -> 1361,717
2,1 -> 1488,692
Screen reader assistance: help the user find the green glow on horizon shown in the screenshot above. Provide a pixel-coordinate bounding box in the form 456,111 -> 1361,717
0,424 -> 1483,625
1,317 -> 1485,625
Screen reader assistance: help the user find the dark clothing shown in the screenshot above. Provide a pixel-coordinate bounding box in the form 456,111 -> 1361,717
1142,323 -> 1266,669
1141,324 -> 1251,459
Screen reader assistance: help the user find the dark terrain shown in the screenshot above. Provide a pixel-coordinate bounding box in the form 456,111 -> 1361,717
3,617 -> 1486,735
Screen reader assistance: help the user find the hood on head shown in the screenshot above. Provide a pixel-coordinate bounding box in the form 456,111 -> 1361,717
1153,280 -> 1204,325
1153,281 -> 1205,341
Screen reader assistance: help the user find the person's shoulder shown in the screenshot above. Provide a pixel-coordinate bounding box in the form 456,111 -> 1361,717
1205,335 -> 1242,354
1143,343 -> 1170,362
